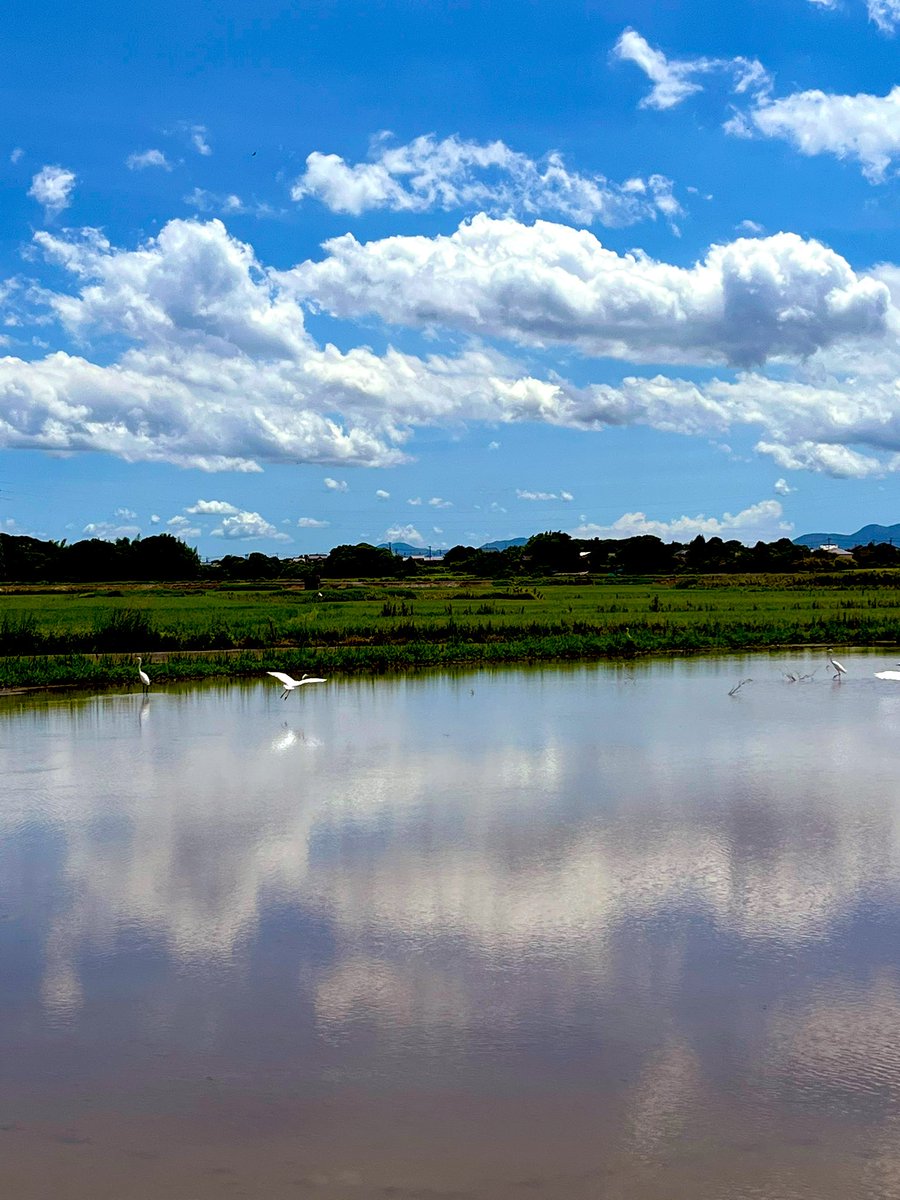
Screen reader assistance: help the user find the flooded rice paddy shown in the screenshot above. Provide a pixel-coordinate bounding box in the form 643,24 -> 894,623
3,652 -> 900,1198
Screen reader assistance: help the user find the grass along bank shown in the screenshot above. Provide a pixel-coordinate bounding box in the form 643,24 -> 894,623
2,576 -> 900,689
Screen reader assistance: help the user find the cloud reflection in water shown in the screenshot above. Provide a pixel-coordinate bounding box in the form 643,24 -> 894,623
4,662 -> 900,1195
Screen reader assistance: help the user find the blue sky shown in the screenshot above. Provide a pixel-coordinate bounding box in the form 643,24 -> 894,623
2,0 -> 900,556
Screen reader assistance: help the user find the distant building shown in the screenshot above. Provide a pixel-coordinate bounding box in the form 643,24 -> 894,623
819,543 -> 854,560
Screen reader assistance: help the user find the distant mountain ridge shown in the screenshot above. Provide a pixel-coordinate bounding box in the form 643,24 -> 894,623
479,537 -> 529,551
379,537 -> 529,556
793,524 -> 900,549
380,530 -> 900,557
377,541 -> 436,557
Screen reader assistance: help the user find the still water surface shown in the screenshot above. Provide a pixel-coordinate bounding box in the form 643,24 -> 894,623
3,653 -> 900,1198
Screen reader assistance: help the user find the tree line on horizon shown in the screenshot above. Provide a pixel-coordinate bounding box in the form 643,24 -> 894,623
3,529 -> 900,584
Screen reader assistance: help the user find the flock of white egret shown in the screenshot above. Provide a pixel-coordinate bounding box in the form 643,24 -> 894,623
133,658 -> 327,698
775,648 -> 900,687
133,649 -> 900,698
729,649 -> 900,694
829,648 -> 900,683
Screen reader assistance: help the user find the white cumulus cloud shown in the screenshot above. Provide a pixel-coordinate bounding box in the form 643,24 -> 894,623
166,515 -> 202,538
292,132 -> 682,228
556,371 -> 900,479
82,518 -> 142,539
28,165 -> 76,217
5,215 -> 900,484
728,85 -> 900,182
35,218 -> 312,360
571,499 -> 791,542
184,189 -> 275,218
126,149 -> 171,171
517,489 -> 574,501
385,523 -> 425,546
868,0 -> 900,32
755,439 -> 884,478
289,215 -> 888,368
211,509 -> 290,540
189,124 -> 212,156
297,516 -> 329,527
186,499 -> 239,514
375,489 -> 390,499
613,28 -> 770,111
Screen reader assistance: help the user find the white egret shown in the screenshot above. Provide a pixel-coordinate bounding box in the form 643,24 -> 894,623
827,648 -> 847,681
267,670 -> 327,700
875,669 -> 900,681
136,656 -> 150,692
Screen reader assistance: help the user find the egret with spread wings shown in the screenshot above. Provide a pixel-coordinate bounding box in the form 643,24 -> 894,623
267,671 -> 327,700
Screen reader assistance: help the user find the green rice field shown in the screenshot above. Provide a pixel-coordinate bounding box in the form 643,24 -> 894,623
2,574 -> 900,689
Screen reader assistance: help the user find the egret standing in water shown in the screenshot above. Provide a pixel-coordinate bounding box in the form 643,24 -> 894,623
827,648 -> 847,681
136,656 -> 151,692
267,671 -> 327,700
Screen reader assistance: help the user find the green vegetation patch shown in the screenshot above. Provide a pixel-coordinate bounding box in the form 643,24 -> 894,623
3,577 -> 900,689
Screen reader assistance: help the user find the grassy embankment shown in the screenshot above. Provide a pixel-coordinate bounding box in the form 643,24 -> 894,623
2,573 -> 900,689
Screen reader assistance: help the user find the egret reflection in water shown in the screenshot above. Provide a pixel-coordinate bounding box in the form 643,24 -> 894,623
269,723 -> 322,753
